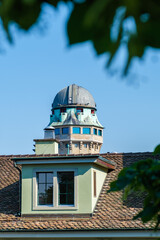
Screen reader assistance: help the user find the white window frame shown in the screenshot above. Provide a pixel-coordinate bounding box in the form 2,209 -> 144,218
33,168 -> 78,210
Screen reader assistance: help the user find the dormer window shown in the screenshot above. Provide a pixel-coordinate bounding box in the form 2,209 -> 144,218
58,172 -> 74,205
36,172 -> 53,206
33,169 -> 77,210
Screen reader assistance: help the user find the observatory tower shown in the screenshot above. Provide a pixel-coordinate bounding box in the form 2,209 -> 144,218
46,84 -> 103,154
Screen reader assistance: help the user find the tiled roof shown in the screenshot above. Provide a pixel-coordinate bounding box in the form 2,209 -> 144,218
0,152 -> 157,232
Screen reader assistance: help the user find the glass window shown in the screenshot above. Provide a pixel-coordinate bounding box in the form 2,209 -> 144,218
91,109 -> 95,114
74,143 -> 79,148
62,127 -> 69,134
57,172 -> 74,205
65,143 -> 69,148
34,169 -> 77,210
98,129 -> 102,136
55,128 -> 60,135
36,172 -> 53,206
77,108 -> 83,113
72,127 -> 80,134
83,127 -> 91,134
84,143 -> 87,148
93,128 -> 97,135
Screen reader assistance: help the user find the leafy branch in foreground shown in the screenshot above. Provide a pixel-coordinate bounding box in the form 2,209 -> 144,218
0,0 -> 160,74
108,145 -> 160,229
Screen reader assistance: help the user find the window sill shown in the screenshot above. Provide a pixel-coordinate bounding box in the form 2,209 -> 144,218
33,205 -> 78,211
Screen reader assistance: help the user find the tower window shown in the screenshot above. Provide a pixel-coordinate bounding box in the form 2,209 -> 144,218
91,109 -> 95,114
77,108 -> 83,114
60,108 -> 66,113
62,127 -> 69,134
74,143 -> 79,148
98,129 -> 102,136
65,144 -> 69,148
84,143 -> 87,148
72,127 -> 80,134
93,128 -> 97,135
55,128 -> 60,135
83,127 -> 91,134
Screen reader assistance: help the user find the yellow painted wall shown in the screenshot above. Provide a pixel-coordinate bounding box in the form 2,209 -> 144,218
35,141 -> 58,155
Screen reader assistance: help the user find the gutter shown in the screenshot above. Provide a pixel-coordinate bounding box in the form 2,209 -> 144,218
0,230 -> 159,238
13,162 -> 21,216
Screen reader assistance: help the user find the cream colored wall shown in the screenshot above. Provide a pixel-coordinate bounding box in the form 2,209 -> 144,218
55,125 -> 103,154
22,163 -> 93,215
91,165 -> 107,211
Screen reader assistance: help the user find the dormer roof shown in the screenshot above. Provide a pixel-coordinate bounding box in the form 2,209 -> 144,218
0,152 -> 157,232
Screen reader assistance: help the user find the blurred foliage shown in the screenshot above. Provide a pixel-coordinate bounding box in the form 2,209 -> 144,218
109,145 -> 160,229
0,0 -> 160,74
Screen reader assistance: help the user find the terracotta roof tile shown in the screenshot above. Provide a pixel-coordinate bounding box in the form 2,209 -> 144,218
0,152 -> 158,231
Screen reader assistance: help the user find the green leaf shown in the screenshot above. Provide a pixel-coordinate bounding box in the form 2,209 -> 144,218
153,144 -> 160,156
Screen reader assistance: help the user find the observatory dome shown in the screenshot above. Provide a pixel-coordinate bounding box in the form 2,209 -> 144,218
52,84 -> 96,109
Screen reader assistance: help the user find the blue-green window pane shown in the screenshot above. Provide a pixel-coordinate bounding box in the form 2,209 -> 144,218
55,128 -> 60,135
62,127 -> 69,134
93,128 -> 97,135
73,127 -> 80,134
98,129 -> 102,136
83,128 -> 91,134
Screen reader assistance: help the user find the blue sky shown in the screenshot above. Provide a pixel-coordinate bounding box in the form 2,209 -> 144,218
0,4 -> 160,155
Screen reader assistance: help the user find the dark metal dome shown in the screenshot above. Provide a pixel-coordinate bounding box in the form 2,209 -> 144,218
52,84 -> 96,109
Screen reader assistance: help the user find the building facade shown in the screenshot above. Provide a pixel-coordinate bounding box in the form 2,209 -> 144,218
0,84 -> 159,239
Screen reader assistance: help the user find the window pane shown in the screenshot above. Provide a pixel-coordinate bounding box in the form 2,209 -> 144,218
83,128 -> 91,134
77,108 -> 83,113
58,172 -> 74,205
93,128 -> 97,135
55,128 -> 60,135
65,144 -> 69,148
38,173 -> 45,183
98,129 -> 102,136
47,173 -> 53,183
60,184 -> 66,193
74,143 -> 79,148
38,184 -> 45,205
91,109 -> 95,114
62,127 -> 69,134
84,143 -> 87,148
72,127 -> 80,134
59,194 -> 66,205
68,194 -> 74,205
37,172 -> 53,206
